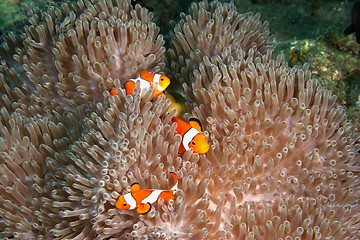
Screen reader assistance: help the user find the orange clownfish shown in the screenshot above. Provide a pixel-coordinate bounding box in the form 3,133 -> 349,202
110,69 -> 170,97
115,172 -> 178,214
172,117 -> 209,154
165,91 -> 187,117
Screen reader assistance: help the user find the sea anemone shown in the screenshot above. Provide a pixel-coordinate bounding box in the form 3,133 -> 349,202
0,0 -> 359,239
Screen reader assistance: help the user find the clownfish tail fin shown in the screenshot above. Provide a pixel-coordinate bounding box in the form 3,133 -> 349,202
109,88 -> 118,96
170,172 -> 178,191
124,81 -> 136,95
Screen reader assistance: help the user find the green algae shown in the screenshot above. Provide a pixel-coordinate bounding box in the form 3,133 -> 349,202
0,0 -> 50,34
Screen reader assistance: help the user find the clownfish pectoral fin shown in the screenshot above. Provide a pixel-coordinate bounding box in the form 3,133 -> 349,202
137,202 -> 152,214
140,69 -> 154,81
188,118 -> 203,131
130,182 -> 141,192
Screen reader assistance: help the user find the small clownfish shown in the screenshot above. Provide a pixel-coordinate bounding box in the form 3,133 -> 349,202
116,172 -> 178,214
165,91 -> 187,117
172,117 -> 209,154
109,69 -> 170,97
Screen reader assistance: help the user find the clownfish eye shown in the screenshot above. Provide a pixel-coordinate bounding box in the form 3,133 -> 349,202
160,78 -> 164,81
123,203 -> 127,206
191,141 -> 195,145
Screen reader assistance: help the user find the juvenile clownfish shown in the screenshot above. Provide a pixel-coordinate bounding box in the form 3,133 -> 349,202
109,69 -> 170,97
116,172 -> 178,214
165,91 -> 187,117
172,117 -> 209,154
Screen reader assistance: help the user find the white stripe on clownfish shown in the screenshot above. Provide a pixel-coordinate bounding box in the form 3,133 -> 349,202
152,74 -> 165,91
182,128 -> 200,151
141,190 -> 164,204
123,193 -> 137,209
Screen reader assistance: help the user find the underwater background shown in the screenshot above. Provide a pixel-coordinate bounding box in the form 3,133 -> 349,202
1,0 -> 360,239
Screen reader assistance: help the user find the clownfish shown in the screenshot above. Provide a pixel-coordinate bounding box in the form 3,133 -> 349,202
165,91 -> 187,118
110,69 -> 170,97
172,117 -> 209,154
116,172 -> 178,214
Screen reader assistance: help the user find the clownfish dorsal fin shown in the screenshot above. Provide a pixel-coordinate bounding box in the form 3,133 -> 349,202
137,202 -> 152,214
131,182 -> 141,192
140,69 -> 154,82
188,118 -> 202,131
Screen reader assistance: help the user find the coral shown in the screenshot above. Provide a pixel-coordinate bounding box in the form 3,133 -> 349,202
0,0 -> 359,239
